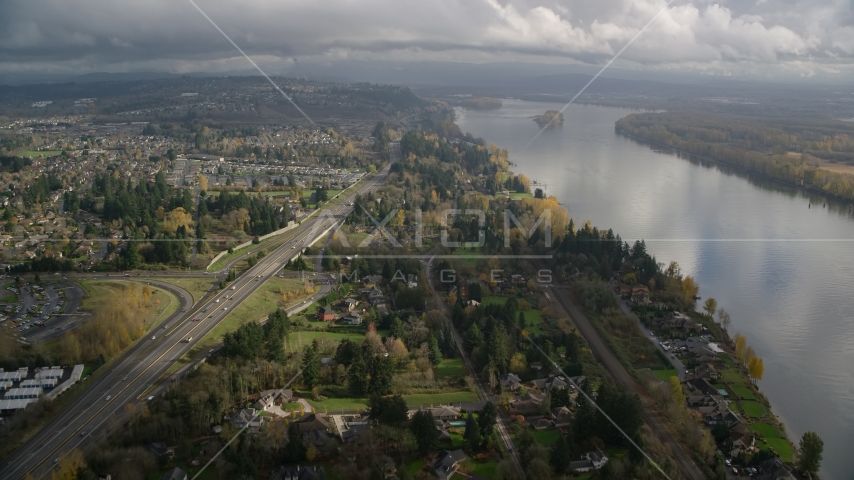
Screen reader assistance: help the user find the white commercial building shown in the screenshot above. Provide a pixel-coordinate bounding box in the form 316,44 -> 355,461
4,387 -> 42,400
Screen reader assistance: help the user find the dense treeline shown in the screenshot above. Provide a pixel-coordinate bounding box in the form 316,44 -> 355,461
204,189 -> 288,236
79,171 -> 193,266
0,154 -> 31,173
617,112 -> 854,202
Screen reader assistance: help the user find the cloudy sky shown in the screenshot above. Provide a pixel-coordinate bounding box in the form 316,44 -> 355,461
1,0 -> 853,80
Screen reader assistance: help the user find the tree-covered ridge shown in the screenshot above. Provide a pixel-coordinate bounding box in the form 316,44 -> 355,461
616,112 -> 854,201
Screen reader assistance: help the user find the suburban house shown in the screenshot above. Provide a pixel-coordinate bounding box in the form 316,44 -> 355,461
338,298 -> 358,312
531,375 -> 568,393
230,408 -> 263,429
273,465 -> 324,480
552,406 -> 573,427
317,307 -> 336,322
254,389 -> 292,411
658,311 -> 699,336
339,313 -> 363,325
686,378 -> 720,397
425,405 -> 461,422
570,450 -> 609,473
160,467 -> 187,480
695,363 -> 720,381
433,449 -> 467,480
758,457 -> 795,480
499,373 -> 521,392
146,441 -> 173,458
509,392 -> 543,416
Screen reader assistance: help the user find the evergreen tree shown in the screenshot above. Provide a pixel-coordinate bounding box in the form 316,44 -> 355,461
428,336 -> 443,366
410,410 -> 437,455
477,401 -> 497,440
464,412 -> 482,450
283,422 -> 307,462
549,433 -> 574,474
302,344 -> 319,389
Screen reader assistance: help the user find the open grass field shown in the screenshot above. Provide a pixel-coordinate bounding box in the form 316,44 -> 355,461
306,397 -> 367,412
531,428 -> 561,446
719,368 -> 744,384
285,331 -> 365,351
79,280 -> 178,330
482,296 -> 504,306
404,391 -> 478,406
522,309 -> 546,334
188,277 -> 311,355
741,401 -> 767,418
19,150 -> 62,157
435,358 -> 466,378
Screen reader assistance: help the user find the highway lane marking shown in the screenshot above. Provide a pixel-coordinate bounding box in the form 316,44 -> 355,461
11,171 -> 392,479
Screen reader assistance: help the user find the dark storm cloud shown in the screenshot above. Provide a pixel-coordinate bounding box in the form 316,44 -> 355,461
0,0 -> 852,78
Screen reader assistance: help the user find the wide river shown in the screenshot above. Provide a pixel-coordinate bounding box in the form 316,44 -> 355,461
457,100 -> 854,479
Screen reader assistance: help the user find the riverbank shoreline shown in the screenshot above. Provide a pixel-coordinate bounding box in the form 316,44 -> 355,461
616,127 -> 854,207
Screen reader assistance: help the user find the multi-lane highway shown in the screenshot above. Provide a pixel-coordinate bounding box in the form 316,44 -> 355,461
0,142 -> 399,480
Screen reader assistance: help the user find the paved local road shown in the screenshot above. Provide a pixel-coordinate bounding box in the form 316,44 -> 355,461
546,284 -> 705,480
424,257 -> 526,480
1,143 -> 397,480
613,295 -> 689,381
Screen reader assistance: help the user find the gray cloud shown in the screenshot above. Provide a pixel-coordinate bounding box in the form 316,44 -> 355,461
0,0 -> 851,78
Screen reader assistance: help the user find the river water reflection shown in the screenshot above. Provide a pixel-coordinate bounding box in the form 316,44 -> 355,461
457,100 -> 854,479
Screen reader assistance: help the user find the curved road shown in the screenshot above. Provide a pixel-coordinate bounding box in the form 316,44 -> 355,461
1,143 -> 398,480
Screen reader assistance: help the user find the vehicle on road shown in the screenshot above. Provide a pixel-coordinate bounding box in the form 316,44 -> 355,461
105,395 -> 111,401
183,336 -> 192,342
53,458 -> 59,464
222,307 -> 228,311
209,349 -> 215,353
80,431 -> 86,437
193,317 -> 199,321
151,336 -> 156,340
230,286 -> 236,290
146,395 -> 154,401
163,324 -> 168,329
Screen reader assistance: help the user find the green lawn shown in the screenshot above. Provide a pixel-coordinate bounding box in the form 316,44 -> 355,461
286,331 -> 365,351
749,422 -> 793,462
307,397 -> 367,412
19,150 -> 62,157
470,460 -> 498,478
404,391 -> 478,406
719,354 -> 735,367
435,358 -> 466,378
305,390 -> 477,413
510,192 -> 534,200
652,369 -> 678,382
741,401 -> 767,418
730,384 -> 757,400
531,428 -> 561,446
482,296 -> 504,306
719,368 -> 744,384
748,422 -> 781,438
405,459 -> 426,477
189,277 -> 311,355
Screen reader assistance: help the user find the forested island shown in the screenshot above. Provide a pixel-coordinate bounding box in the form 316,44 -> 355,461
534,109 -> 564,127
616,112 -> 854,202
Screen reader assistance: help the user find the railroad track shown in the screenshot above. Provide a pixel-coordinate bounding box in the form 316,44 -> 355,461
546,283 -> 706,480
